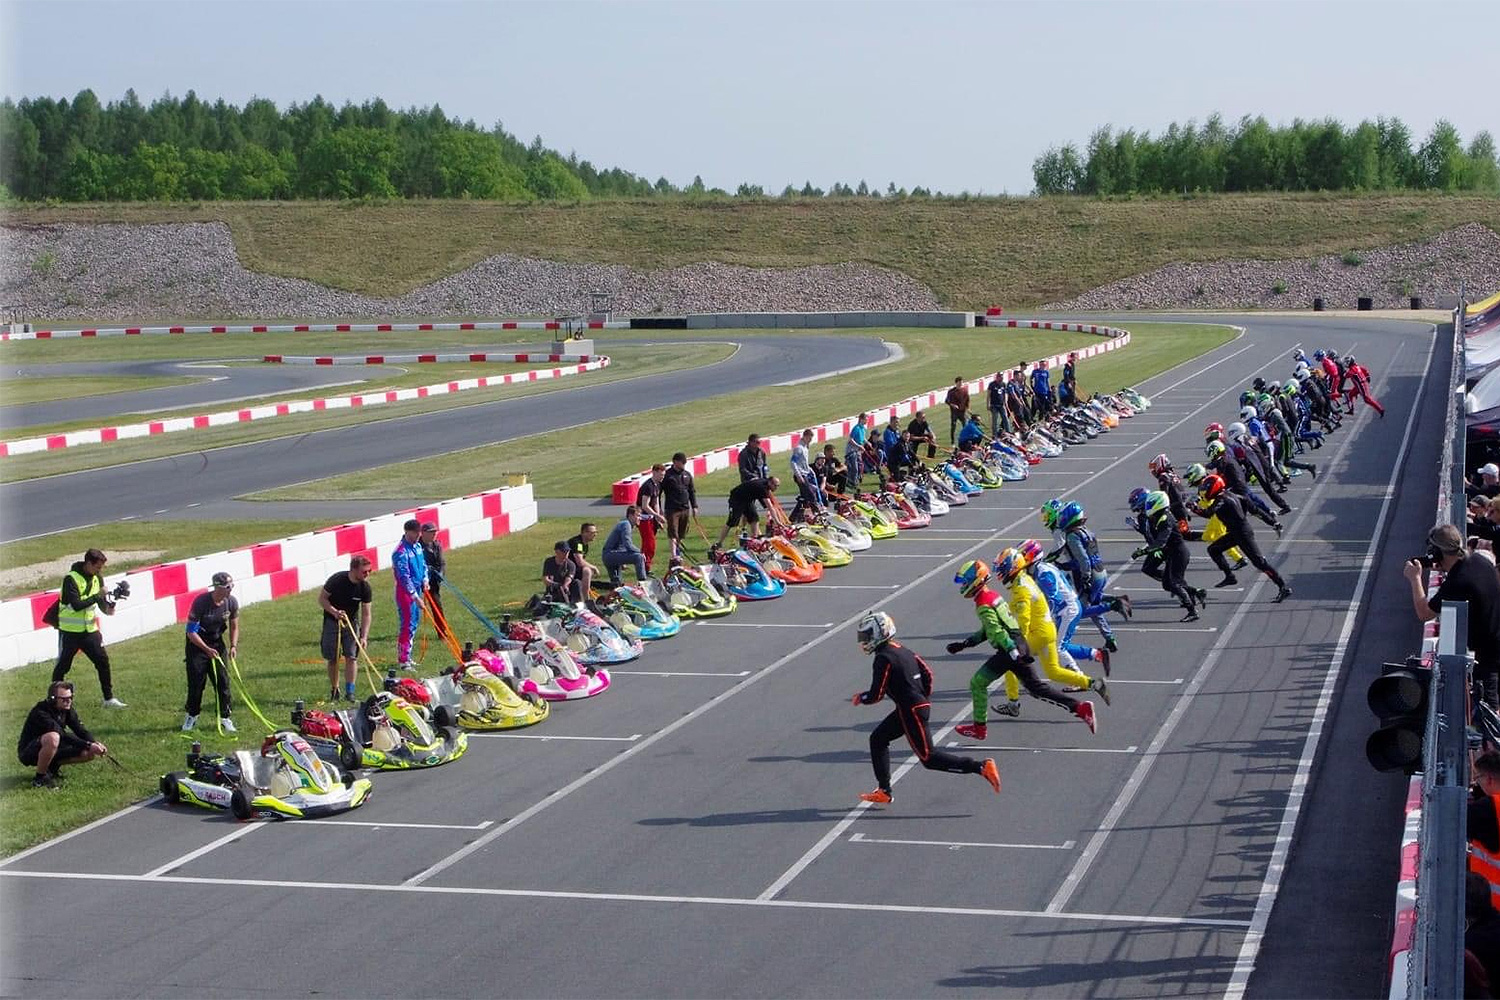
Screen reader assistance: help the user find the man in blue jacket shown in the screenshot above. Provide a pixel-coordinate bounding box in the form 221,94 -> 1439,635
392,519 -> 428,670
602,507 -> 648,585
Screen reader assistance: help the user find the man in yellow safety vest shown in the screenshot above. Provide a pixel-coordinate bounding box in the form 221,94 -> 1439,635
51,548 -> 127,709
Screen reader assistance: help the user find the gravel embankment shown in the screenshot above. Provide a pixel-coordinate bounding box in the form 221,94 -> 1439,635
0,221 -> 940,321
1045,222 -> 1500,311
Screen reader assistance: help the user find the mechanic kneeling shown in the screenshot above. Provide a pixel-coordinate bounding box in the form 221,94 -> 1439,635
17,681 -> 106,789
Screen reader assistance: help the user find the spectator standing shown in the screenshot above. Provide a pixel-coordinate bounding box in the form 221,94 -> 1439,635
1009,366 -> 1033,425
738,434 -> 768,483
1471,464 -> 1500,501
568,522 -> 601,599
790,429 -> 826,508
1060,353 -> 1079,407
662,452 -> 699,560
1406,523 -> 1500,706
602,507 -> 649,584
987,374 -> 1009,436
182,572 -> 239,733
542,541 -> 580,603
635,464 -> 666,572
1031,361 -> 1054,417
391,519 -> 428,670
846,413 -> 869,490
319,555 -> 373,701
945,377 -> 971,443
419,522 -> 446,615
17,681 -> 106,789
51,548 -> 126,709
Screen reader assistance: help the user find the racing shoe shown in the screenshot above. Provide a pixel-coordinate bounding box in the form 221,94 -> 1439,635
981,758 -> 1002,795
1273,521 -> 1285,537
1232,558 -> 1248,570
955,722 -> 988,741
1090,676 -> 1112,706
220,717 -> 237,734
1215,574 -> 1238,588
1181,607 -> 1200,623
397,661 -> 417,672
859,789 -> 893,805
1274,584 -> 1293,603
1193,587 -> 1209,607
1104,636 -> 1119,653
181,714 -> 197,732
1113,594 -> 1133,620
1076,701 -> 1098,735
992,700 -> 1022,718
1097,646 -> 1111,677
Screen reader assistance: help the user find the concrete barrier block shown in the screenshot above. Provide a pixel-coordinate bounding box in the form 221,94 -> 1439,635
508,502 -> 539,533
0,600 -> 35,637
16,631 -> 54,668
0,636 -> 19,672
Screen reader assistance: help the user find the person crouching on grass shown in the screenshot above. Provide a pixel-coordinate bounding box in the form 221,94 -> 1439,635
17,682 -> 106,789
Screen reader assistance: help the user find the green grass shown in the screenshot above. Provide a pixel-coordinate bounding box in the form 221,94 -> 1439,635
0,344 -> 734,481
5,193 -> 1497,310
252,322 -> 1237,503
0,374 -> 198,405
0,517 -> 574,857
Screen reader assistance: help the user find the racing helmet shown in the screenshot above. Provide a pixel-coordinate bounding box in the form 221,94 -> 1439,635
1199,473 -> 1227,499
1252,377 -> 1267,393
1239,405 -> 1257,421
994,547 -> 1026,583
1127,487 -> 1150,512
1144,491 -> 1170,517
1057,500 -> 1086,532
1283,379 -> 1299,395
1313,349 -> 1326,360
1017,538 -> 1046,566
1239,391 -> 1256,407
1227,421 -> 1248,440
1327,349 -> 1340,360
1148,453 -> 1172,476
955,560 -> 991,599
1345,353 -> 1357,366
856,610 -> 896,652
1040,498 -> 1063,529
1257,393 -> 1276,409
1204,440 -> 1227,462
1204,422 -> 1224,441
1183,462 -> 1208,486
1294,362 -> 1310,378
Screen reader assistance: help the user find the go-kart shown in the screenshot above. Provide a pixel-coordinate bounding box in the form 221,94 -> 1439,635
1118,387 -> 1151,410
594,582 -> 682,639
1084,398 -> 1121,428
524,595 -> 644,664
707,545 -> 786,600
939,462 -> 985,496
984,448 -> 1030,481
768,516 -> 853,566
418,662 -> 550,731
911,464 -> 968,506
474,633 -> 612,701
160,732 -> 372,821
660,562 -> 737,618
742,533 -> 824,583
952,455 -> 1003,489
293,692 -> 468,771
1025,427 -> 1066,457
833,494 -> 899,539
789,501 -> 874,550
863,490 -> 931,529
901,478 -> 949,517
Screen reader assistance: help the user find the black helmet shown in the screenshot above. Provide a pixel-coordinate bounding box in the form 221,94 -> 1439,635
1252,377 -> 1267,392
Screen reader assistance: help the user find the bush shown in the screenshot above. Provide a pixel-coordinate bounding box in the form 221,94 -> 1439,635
1272,280 -> 1288,295
1342,251 -> 1364,266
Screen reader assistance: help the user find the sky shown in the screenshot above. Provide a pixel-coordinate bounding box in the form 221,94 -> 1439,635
2,0 -> 1495,196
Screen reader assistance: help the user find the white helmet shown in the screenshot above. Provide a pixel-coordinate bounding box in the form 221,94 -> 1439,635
856,610 -> 896,652
1293,362 -> 1310,378
1239,405 -> 1257,421
1227,421 -> 1248,440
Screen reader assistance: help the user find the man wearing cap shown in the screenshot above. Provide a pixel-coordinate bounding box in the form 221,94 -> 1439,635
392,519 -> 428,670
419,522 -> 446,615
182,572 -> 239,732
1406,523 -> 1500,706
1470,464 -> 1500,501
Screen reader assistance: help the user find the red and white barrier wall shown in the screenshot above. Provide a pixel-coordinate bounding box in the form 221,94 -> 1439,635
0,484 -> 538,671
0,357 -> 610,457
262,352 -> 597,365
609,321 -> 1130,504
0,319 -> 630,341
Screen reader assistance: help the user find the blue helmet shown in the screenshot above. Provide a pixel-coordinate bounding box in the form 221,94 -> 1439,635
1127,487 -> 1149,512
1057,501 -> 1086,532
1313,349 -> 1326,360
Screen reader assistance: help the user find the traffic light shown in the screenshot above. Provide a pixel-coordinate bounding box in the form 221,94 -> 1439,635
1366,658 -> 1431,774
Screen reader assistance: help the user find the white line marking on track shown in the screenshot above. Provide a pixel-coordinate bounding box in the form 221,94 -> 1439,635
142,824 -> 261,877
1106,678 -> 1184,685
848,832 -> 1078,850
611,670 -> 752,678
1113,626 -> 1220,633
466,733 -> 643,742
0,802 -> 149,869
0,869 -> 1253,928
1223,336 -> 1430,1000
296,818 -> 495,831
948,744 -> 1140,754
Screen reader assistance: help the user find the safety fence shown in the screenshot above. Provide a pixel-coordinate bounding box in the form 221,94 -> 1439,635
609,320 -> 1131,504
1388,302 -> 1473,999
0,356 -> 610,457
0,483 -> 538,672
0,319 -> 630,341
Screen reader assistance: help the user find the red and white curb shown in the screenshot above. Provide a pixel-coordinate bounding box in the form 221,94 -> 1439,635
0,319 -> 630,341
0,484 -> 537,670
263,352 -> 599,365
0,357 -> 610,457
610,321 -> 1131,503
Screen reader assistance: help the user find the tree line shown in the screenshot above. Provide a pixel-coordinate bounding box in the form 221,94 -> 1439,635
1032,114 -> 1500,195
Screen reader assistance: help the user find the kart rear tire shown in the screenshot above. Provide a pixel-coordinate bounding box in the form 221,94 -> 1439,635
229,787 -> 253,821
338,742 -> 362,772
160,772 -> 184,805
432,705 -> 457,728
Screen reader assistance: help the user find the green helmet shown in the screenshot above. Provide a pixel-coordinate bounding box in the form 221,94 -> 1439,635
1283,379 -> 1299,395
1040,498 -> 1063,530
1257,393 -> 1275,409
1184,462 -> 1208,486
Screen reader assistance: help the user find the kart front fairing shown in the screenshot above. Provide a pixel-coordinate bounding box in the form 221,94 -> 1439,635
661,565 -> 737,618
867,491 -> 931,529
474,644 -> 612,702
303,693 -> 468,771
789,526 -> 853,566
423,664 -> 550,730
745,536 -> 823,583
608,582 -> 682,639
902,480 -> 949,517
815,511 -> 874,550
708,549 -> 786,600
844,498 -> 899,539
531,602 -> 643,663
940,464 -> 985,496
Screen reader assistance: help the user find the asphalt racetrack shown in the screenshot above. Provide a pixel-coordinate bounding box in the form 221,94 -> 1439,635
0,315 -> 1445,997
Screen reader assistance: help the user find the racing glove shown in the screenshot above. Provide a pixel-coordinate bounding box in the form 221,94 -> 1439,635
852,691 -> 871,706
946,638 -> 974,655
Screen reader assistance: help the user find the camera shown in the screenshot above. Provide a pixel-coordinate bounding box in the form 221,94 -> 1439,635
1414,553 -> 1436,569
109,580 -> 130,601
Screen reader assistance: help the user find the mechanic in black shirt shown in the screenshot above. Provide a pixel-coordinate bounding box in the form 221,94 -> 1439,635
542,541 -> 580,603
661,452 -> 699,561
850,611 -> 1000,804
567,523 -> 600,599
906,412 -> 937,460
1408,523 -> 1500,707
17,681 -> 105,788
738,434 -> 768,483
715,476 -> 780,548
419,522 -> 446,614
319,555 -> 374,702
182,572 -> 240,733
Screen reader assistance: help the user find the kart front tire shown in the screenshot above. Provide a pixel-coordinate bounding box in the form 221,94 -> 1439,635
342,768 -> 360,787
432,705 -> 457,728
229,788 -> 253,821
338,742 -> 362,772
160,773 -> 184,805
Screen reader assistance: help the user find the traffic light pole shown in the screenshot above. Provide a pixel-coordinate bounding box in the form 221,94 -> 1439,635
1418,600 -> 1468,1000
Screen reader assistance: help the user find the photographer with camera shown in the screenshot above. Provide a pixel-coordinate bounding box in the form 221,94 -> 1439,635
50,549 -> 128,709
1405,524 -> 1500,707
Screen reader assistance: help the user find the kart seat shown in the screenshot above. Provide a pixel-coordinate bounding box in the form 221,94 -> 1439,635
235,751 -> 277,792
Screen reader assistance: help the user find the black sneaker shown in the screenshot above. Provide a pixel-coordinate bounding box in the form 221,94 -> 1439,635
1098,647 -> 1112,677
1194,588 -> 1209,607
329,688 -> 339,702
1274,584 -> 1293,603
1310,465 -> 1318,479
1215,575 -> 1238,588
1104,636 -> 1119,653
1273,522 -> 1285,537
1181,609 -> 1200,623
31,773 -> 56,789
